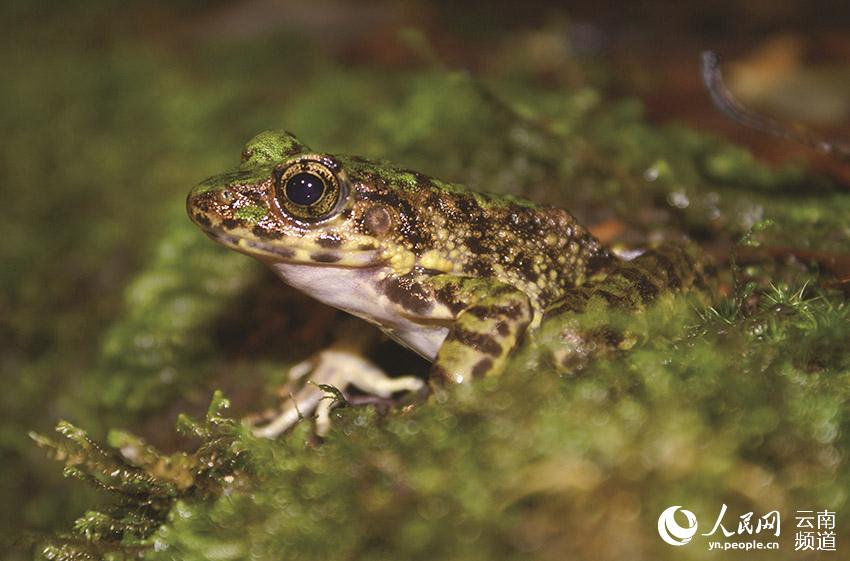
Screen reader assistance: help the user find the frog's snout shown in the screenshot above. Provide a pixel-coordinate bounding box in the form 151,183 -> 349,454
186,181 -> 229,233
187,169 -> 245,221
186,191 -> 213,232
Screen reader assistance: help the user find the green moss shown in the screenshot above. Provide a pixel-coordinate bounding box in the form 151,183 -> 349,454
31,392 -> 250,560
41,282 -> 847,561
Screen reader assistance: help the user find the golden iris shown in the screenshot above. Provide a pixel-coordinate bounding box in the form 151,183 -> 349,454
274,157 -> 346,222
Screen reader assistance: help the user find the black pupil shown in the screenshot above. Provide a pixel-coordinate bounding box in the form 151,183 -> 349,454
285,172 -> 325,206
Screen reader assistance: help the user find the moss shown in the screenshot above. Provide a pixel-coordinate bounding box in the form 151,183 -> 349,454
31,392 -> 251,561
39,283 -> 848,560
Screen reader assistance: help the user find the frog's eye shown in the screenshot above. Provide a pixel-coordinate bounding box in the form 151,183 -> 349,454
285,172 -> 325,206
273,157 -> 347,222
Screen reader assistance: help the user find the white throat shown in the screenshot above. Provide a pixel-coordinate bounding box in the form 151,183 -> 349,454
267,262 -> 449,360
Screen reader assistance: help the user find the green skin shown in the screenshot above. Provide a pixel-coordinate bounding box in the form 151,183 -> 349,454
187,130 -> 700,394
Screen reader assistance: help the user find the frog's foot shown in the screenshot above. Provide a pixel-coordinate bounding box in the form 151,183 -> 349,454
252,349 -> 425,438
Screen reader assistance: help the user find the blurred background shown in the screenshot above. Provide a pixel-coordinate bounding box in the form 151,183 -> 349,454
2,1 -> 849,559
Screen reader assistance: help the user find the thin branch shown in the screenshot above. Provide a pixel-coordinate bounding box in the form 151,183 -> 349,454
701,50 -> 850,162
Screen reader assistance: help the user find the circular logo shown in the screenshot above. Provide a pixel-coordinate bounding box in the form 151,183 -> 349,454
657,506 -> 698,546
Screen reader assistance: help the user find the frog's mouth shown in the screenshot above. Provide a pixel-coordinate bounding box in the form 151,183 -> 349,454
199,227 -> 389,268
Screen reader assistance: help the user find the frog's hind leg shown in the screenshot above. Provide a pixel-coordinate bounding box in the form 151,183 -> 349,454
548,243 -> 701,314
543,242 -> 702,370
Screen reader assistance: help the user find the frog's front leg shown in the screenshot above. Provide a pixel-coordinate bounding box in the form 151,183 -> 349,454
253,319 -> 425,438
428,275 -> 534,384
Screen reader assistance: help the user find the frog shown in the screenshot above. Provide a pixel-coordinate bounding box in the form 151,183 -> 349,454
187,130 -> 701,437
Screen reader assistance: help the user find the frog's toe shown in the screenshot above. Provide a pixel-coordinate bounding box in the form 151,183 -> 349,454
252,348 -> 425,438
344,364 -> 425,397
251,383 -> 321,439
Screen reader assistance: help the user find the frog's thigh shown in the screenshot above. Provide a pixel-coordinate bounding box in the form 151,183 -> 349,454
545,242 -> 700,318
429,276 -> 532,384
542,243 -> 700,370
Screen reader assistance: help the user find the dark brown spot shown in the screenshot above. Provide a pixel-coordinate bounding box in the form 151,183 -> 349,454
619,266 -> 660,302
452,328 -> 502,357
507,302 -> 526,318
435,285 -> 466,315
467,302 -> 524,321
491,284 -> 520,297
193,213 -> 211,228
311,252 -> 342,263
496,321 -> 510,337
465,235 -> 486,254
380,276 -> 433,315
544,302 -> 570,317
455,196 -> 480,216
466,306 -> 490,320
545,291 -> 591,317
468,258 -> 494,276
586,252 -> 615,276
222,218 -> 239,230
513,255 -> 538,282
193,198 -> 213,213
252,225 -> 282,240
594,289 -> 627,307
471,358 -> 493,379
